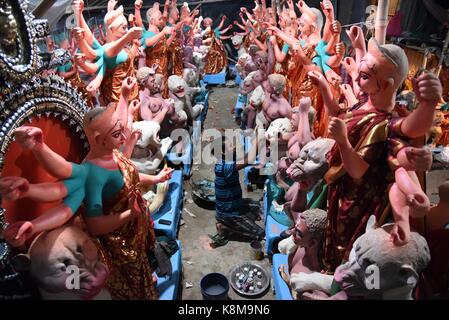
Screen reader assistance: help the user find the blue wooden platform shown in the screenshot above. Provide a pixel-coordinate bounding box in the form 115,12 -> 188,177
152,170 -> 184,239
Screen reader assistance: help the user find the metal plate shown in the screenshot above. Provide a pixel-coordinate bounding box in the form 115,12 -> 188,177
229,262 -> 270,298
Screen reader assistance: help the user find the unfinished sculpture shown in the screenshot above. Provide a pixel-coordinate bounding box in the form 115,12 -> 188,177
27,222 -> 111,300
256,74 -> 292,130
72,0 -> 141,104
168,74 -> 203,122
1,79 -> 173,300
136,65 -> 185,132
296,216 -> 431,300
309,38 -> 442,271
130,120 -> 173,175
277,208 -> 328,299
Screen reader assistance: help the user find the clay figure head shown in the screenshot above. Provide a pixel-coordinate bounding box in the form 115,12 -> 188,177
183,68 -> 198,87
28,224 -> 108,295
231,34 -> 244,49
357,39 -> 408,108
287,138 -> 335,191
279,10 -> 292,29
83,103 -> 126,151
268,74 -> 287,96
136,66 -> 157,90
106,6 -> 128,39
265,117 -> 293,143
248,85 -> 265,106
298,7 -> 323,36
169,6 -> 180,23
334,216 -> 430,299
240,73 -> 256,95
132,120 -> 162,149
147,4 -> 163,29
255,50 -> 268,70
203,17 -> 213,28
292,208 -> 327,248
168,75 -> 187,98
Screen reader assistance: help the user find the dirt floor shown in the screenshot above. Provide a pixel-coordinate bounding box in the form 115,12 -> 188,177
178,85 -> 275,300
177,84 -> 449,300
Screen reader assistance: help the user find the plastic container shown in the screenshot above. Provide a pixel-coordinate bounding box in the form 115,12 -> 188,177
200,273 -> 229,300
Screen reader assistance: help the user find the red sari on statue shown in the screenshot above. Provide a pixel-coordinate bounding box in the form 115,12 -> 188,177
322,102 -> 407,272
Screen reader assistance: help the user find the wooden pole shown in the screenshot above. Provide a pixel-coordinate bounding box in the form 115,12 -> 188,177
375,0 -> 389,45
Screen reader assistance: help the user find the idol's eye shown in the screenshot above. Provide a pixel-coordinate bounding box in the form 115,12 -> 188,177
112,130 -> 121,138
360,72 -> 370,80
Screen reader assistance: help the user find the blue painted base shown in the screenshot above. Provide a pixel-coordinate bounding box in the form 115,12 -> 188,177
271,254 -> 293,300
234,99 -> 244,119
203,69 -> 226,85
152,170 -> 184,239
156,240 -> 183,300
166,142 -> 193,177
265,213 -> 289,255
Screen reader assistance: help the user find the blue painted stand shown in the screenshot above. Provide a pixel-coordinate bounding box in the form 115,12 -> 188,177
156,240 -> 183,300
203,68 -> 226,85
166,142 -> 193,177
152,170 -> 184,239
271,254 -> 293,300
265,214 -> 289,255
234,94 -> 245,119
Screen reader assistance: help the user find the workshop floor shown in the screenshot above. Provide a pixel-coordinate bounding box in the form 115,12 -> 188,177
179,85 -> 275,300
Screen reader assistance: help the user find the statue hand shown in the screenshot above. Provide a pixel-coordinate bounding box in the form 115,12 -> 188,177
128,13 -> 136,26
390,219 -> 411,247
346,26 -> 364,50
320,0 -> 334,19
130,129 -> 142,142
74,53 -> 86,65
14,126 -> 44,150
328,117 -> 348,145
72,0 -> 84,14
121,77 -> 137,98
162,26 -> 173,35
299,97 -> 312,111
2,221 -> 34,247
341,57 -> 357,78
0,177 -> 29,201
334,42 -> 345,56
405,147 -> 432,172
107,0 -> 117,12
73,27 -> 85,41
307,70 -> 327,87
86,83 -> 98,96
128,27 -> 143,40
134,0 -> 143,10
129,99 -> 141,117
240,7 -> 247,14
412,72 -> 442,106
157,167 -> 174,183
269,35 -> 277,44
331,20 -> 341,35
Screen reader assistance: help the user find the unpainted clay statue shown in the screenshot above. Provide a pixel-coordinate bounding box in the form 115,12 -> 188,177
136,66 -> 186,140
130,120 -> 173,175
256,74 -> 292,130
265,117 -> 294,161
333,217 -> 431,300
277,208 -> 328,299
27,222 -> 110,300
244,85 -> 265,130
236,53 -> 257,79
286,97 -> 314,162
168,75 -> 203,122
297,216 -> 431,300
284,138 -> 335,220
231,34 -> 246,58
